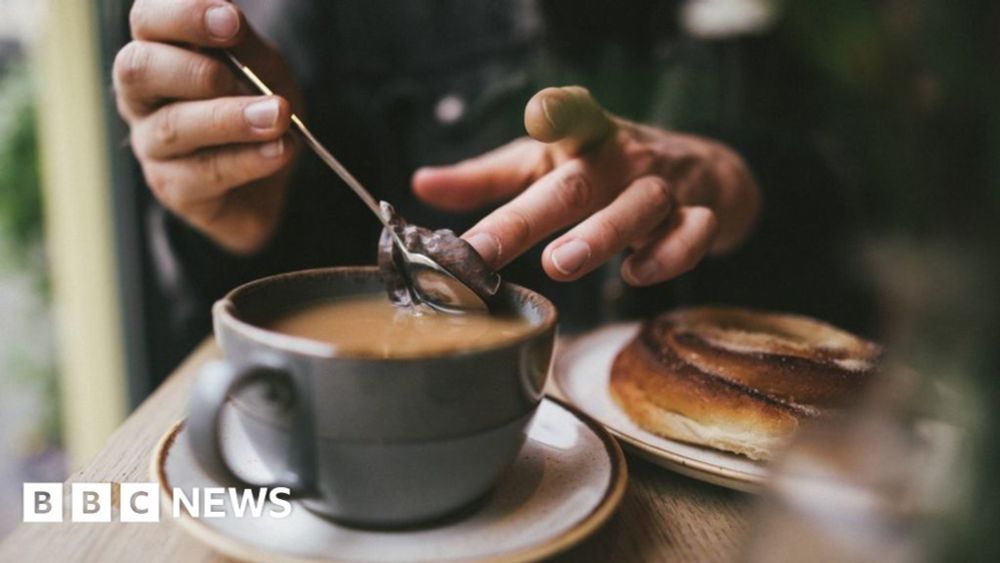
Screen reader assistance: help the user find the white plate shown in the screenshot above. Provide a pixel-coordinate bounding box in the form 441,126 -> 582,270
552,323 -> 768,493
152,399 -> 627,562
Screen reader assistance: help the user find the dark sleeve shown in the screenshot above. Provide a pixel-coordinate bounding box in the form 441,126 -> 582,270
691,128 -> 874,334
144,193 -> 292,362
136,0 -> 322,379
682,36 -> 878,336
143,140 -> 382,367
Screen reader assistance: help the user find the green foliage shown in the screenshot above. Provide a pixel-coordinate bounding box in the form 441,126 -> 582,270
0,62 -> 59,448
0,61 -> 44,272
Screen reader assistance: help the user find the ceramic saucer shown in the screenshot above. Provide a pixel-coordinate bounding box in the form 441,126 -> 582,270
552,323 -> 768,492
152,398 -> 626,562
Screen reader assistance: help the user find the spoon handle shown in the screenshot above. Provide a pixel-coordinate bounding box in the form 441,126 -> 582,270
223,51 -> 489,313
222,50 -> 388,228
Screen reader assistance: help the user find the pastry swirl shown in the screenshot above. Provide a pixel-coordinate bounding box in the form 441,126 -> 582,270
610,307 -> 880,460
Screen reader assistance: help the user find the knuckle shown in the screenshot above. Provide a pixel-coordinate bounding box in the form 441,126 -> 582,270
594,216 -> 625,247
210,101 -> 233,133
625,143 -> 658,171
190,56 -> 227,94
153,104 -> 180,148
554,169 -> 593,212
670,154 -> 701,183
113,42 -> 150,88
495,208 -> 533,249
676,210 -> 716,272
640,176 -> 672,211
649,150 -> 673,176
693,206 -> 719,235
198,150 -> 228,188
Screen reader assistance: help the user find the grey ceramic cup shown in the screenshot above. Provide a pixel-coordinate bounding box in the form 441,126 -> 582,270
187,266 -> 557,526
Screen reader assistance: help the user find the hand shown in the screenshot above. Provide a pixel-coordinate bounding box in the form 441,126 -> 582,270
113,0 -> 301,254
413,86 -> 761,285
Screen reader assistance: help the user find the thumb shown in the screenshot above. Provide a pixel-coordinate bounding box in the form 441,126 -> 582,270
524,86 -> 616,155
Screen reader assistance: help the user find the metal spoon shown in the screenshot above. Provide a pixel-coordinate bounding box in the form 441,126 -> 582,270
222,51 -> 488,313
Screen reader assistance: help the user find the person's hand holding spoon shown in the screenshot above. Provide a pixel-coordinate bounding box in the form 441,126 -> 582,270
113,0 -> 302,254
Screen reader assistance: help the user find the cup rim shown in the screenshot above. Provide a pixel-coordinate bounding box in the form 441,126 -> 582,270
213,266 -> 559,360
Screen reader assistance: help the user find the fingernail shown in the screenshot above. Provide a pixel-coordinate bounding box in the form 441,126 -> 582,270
466,232 -> 501,266
245,98 -> 279,129
626,259 -> 659,285
205,5 -> 240,40
551,239 -> 591,276
260,138 -> 284,158
540,96 -> 564,135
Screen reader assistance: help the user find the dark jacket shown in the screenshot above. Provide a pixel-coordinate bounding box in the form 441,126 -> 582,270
142,0 -> 872,384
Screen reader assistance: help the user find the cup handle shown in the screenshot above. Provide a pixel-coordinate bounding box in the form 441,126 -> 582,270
187,358 -> 313,494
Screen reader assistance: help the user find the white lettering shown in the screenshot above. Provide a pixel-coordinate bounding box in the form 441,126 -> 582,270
23,482 -> 299,522
121,483 -> 160,523
71,483 -> 111,522
23,483 -> 63,523
172,487 -> 199,518
228,487 -> 268,518
203,487 -> 226,518
268,487 -> 292,519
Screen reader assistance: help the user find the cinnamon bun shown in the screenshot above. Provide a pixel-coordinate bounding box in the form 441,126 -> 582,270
609,307 -> 880,460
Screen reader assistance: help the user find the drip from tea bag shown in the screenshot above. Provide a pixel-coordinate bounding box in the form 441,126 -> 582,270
378,202 -> 501,310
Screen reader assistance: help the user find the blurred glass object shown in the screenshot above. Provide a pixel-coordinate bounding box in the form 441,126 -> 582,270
681,0 -> 779,38
743,240 -> 997,563
742,0 -> 999,558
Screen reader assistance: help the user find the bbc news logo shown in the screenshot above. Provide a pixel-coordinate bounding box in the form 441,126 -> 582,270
23,483 -> 292,523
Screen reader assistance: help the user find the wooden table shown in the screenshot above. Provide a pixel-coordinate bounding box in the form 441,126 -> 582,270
0,341 -> 751,562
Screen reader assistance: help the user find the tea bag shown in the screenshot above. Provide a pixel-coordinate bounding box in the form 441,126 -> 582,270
378,202 -> 501,310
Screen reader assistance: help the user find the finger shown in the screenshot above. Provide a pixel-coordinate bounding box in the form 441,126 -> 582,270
142,135 -> 293,213
130,0 -> 243,46
129,0 -> 283,94
540,176 -> 674,281
113,41 -> 241,118
411,138 -> 545,212
621,206 -> 719,286
524,86 -> 616,154
132,95 -> 291,159
463,159 -> 613,268
628,216 -> 672,251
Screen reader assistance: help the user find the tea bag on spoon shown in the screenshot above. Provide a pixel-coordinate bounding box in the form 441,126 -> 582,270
378,202 -> 501,311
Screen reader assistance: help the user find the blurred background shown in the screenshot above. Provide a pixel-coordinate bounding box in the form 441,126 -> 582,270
0,0 -> 62,536
0,0 -> 996,559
